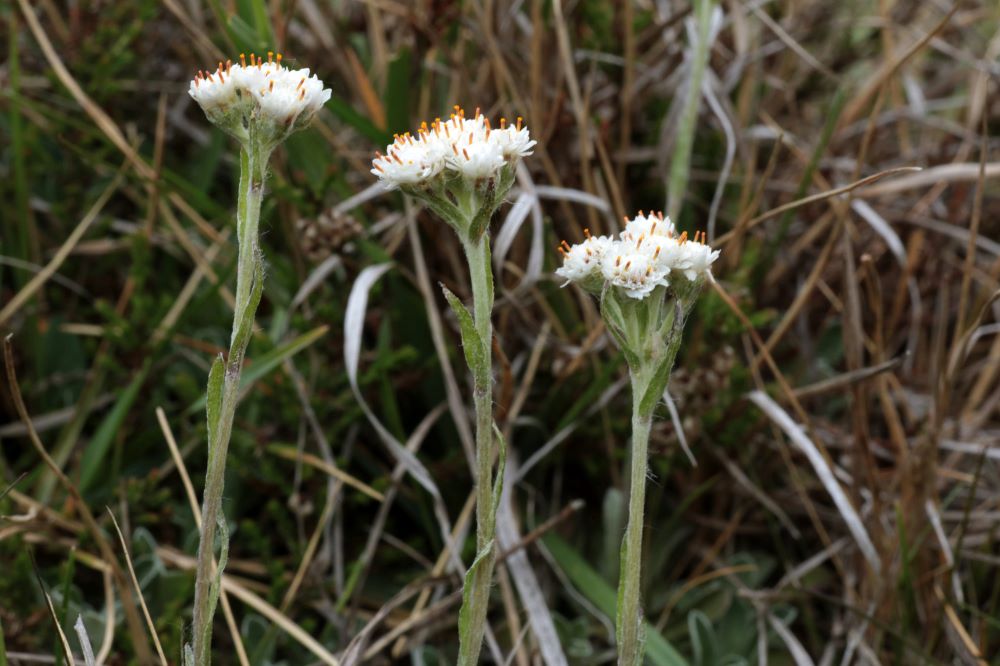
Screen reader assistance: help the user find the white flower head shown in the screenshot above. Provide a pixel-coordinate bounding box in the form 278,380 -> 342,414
370,106 -> 533,190
489,116 -> 536,160
448,138 -> 505,180
601,250 -> 670,300
371,132 -> 447,187
675,231 -> 721,281
555,230 -> 614,286
553,210 -> 719,299
620,210 -> 676,243
189,52 -> 332,145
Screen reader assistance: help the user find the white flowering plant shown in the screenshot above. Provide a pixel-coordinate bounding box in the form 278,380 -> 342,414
371,106 -> 534,666
556,211 -> 719,666
187,52 -> 331,666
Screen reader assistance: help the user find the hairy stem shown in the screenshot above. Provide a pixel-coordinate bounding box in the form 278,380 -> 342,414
191,144 -> 268,665
618,368 -> 653,666
457,233 -> 497,666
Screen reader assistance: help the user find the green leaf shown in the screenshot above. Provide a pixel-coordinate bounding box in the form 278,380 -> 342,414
384,49 -> 412,135
0,615 -> 8,666
441,285 -> 487,382
543,534 -> 689,666
206,353 -> 225,454
326,96 -> 391,145
601,289 -> 640,369
230,256 -> 265,356
246,0 -> 276,49
227,14 -> 265,53
79,360 -> 152,493
490,423 -> 507,533
638,353 -> 676,417
187,325 -> 329,413
456,539 -> 497,666
688,611 -> 715,666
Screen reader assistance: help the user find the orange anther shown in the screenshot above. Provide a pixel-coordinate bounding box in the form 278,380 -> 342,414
268,51 -> 274,63
583,228 -> 591,238
276,53 -> 283,64
500,117 -> 506,128
462,148 -> 470,160
240,53 -> 247,67
516,116 -> 522,130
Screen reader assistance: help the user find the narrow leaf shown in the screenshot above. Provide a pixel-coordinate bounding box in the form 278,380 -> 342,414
79,360 -> 152,493
457,540 -> 497,664
187,325 -> 329,413
543,534 -> 688,666
441,285 -> 486,382
206,353 -> 225,454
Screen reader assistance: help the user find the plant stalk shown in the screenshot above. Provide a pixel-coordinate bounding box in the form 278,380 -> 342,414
618,368 -> 653,666
191,144 -> 268,665
457,233 -> 497,666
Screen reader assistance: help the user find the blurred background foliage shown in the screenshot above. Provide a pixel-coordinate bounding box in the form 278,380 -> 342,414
2,0 -> 1000,664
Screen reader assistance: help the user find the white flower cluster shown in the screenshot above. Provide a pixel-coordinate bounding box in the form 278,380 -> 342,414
556,212 -> 720,299
371,106 -> 535,188
189,52 -> 331,136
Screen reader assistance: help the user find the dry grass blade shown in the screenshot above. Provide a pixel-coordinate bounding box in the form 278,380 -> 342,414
106,510 -> 169,665
767,613 -> 815,666
73,616 -> 96,666
2,335 -> 154,662
496,458 -> 568,666
748,390 -> 881,573
38,577 -> 76,665
0,169 -> 124,328
718,167 -> 921,244
856,162 -> 1000,196
268,445 -> 385,501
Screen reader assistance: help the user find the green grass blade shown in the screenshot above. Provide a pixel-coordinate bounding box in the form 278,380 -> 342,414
543,533 -> 689,666
186,325 -> 329,413
79,360 -> 152,494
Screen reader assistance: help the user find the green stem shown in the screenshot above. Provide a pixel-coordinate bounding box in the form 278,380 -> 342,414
618,368 -> 653,666
457,233 -> 497,666
191,143 -> 268,666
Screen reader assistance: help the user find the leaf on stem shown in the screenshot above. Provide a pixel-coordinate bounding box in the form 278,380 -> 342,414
230,252 -> 265,356
441,284 -> 487,381
206,353 -> 224,455
457,538 -> 497,665
600,288 -> 641,369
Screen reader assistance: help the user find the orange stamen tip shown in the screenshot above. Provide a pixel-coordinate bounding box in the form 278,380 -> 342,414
462,148 -> 470,160
583,228 -> 591,238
